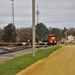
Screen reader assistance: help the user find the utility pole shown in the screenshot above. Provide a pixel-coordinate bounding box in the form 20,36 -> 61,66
64,31 -> 67,38
64,31 -> 67,44
11,0 -> 15,25
32,0 -> 35,56
36,4 -> 40,24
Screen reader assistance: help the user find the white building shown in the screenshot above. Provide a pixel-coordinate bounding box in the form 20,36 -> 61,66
67,35 -> 75,43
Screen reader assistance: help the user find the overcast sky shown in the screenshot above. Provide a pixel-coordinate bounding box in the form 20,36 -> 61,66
0,0 -> 75,29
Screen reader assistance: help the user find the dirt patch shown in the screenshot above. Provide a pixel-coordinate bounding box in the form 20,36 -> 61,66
16,45 -> 75,75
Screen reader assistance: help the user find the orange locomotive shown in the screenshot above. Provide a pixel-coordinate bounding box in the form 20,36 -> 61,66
48,34 -> 57,45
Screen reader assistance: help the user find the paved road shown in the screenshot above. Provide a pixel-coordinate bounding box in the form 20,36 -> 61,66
16,45 -> 75,75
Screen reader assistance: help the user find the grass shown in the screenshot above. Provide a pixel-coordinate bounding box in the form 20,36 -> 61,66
0,46 -> 61,75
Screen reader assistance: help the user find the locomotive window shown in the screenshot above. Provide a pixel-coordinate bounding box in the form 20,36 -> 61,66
51,37 -> 55,39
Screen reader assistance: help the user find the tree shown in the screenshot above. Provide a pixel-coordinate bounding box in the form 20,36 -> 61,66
49,28 -> 62,41
16,28 -> 32,42
36,23 -> 49,41
0,28 -> 3,41
68,28 -> 75,36
61,27 -> 67,38
2,23 -> 16,42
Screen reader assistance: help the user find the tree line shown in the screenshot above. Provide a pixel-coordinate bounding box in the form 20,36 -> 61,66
0,23 -> 75,43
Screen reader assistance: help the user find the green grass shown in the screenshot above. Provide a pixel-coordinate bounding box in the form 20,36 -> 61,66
0,46 -> 61,75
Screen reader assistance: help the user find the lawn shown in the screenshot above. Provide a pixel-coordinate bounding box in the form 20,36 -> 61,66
0,46 -> 61,75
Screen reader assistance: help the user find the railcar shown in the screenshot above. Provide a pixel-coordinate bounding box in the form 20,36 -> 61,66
0,42 -> 22,46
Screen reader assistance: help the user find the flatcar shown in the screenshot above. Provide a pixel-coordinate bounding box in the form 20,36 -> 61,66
48,34 -> 57,45
0,42 -> 23,46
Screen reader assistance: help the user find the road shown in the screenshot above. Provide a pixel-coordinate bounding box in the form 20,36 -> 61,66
16,45 -> 75,75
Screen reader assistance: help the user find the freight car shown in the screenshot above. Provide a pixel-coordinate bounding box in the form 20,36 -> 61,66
48,34 -> 57,45
0,42 -> 23,46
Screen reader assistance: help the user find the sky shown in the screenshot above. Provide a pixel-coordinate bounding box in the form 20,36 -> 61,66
0,0 -> 75,29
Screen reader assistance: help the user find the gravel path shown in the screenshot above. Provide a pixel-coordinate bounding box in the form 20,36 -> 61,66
0,45 -> 54,63
0,48 -> 32,63
16,45 -> 75,75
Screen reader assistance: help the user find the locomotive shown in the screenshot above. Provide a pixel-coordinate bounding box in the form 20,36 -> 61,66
37,34 -> 57,45
48,34 -> 57,45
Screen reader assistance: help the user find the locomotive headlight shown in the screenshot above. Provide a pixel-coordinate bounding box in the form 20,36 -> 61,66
52,37 -> 55,39
50,41 -> 52,43
54,41 -> 56,42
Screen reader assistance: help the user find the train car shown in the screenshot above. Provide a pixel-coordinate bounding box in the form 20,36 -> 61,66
0,42 -> 23,46
48,34 -> 57,45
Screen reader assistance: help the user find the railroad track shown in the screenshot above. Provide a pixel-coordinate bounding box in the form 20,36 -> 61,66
0,44 -> 59,55
0,46 -> 32,55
